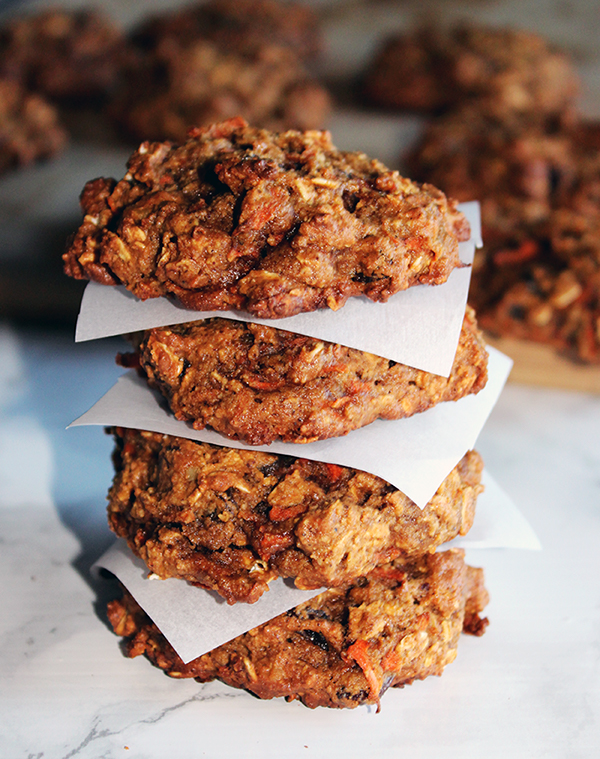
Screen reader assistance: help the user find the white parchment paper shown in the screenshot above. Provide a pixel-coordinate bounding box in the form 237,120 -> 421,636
445,469 -> 541,551
74,203 -> 480,378
97,542 -> 323,665
69,346 -> 512,509
95,467 -> 539,665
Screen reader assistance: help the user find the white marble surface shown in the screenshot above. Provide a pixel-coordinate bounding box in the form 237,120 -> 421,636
0,324 -> 599,758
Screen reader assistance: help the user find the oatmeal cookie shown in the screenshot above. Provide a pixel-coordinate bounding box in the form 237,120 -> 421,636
107,549 -> 489,709
362,27 -> 456,114
480,148 -> 600,363
0,77 -> 67,174
409,107 -> 579,310
123,305 -> 488,445
130,0 -> 322,62
409,107 -> 578,259
111,39 -> 330,143
107,427 -> 484,604
63,118 -> 469,318
0,8 -> 130,103
363,24 -> 578,122
410,108 -> 600,362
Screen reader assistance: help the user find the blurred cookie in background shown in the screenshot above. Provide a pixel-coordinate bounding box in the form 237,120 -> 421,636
362,24 -> 579,123
129,0 -> 323,64
110,39 -> 331,143
0,8 -> 131,105
0,76 -> 67,174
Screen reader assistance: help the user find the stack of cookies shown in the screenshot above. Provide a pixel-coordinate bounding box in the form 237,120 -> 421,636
65,118 -> 502,709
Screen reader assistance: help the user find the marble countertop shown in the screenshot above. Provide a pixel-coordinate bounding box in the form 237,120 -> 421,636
1,1 -> 599,755
1,322 -> 599,758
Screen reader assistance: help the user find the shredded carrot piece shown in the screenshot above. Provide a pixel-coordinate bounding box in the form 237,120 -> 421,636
324,463 -> 344,482
323,363 -> 347,373
345,639 -> 381,705
348,380 -> 370,395
381,649 -> 402,672
257,530 -> 294,558
244,374 -> 284,391
369,566 -> 406,585
268,503 -> 308,522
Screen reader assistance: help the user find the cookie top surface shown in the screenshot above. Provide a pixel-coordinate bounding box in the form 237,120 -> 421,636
63,118 -> 468,318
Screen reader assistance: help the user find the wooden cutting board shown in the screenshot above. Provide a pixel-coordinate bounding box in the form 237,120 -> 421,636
485,334 -> 600,395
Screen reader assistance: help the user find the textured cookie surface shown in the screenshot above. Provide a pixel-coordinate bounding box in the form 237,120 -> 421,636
63,118 -> 468,318
107,427 -> 484,604
128,305 -> 488,445
107,549 -> 489,709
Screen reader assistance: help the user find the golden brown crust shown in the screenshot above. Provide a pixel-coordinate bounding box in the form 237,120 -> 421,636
63,118 -> 468,318
107,427 -> 484,604
128,305 -> 488,445
107,549 -> 489,709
